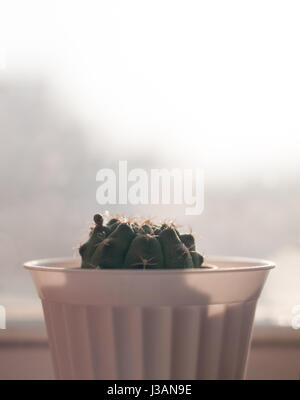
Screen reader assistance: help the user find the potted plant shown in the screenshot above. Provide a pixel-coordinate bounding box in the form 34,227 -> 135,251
24,214 -> 274,380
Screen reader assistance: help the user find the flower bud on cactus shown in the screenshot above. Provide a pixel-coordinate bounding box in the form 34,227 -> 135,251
79,214 -> 204,269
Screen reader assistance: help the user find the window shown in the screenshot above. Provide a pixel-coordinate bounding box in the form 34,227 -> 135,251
1,1 -> 300,331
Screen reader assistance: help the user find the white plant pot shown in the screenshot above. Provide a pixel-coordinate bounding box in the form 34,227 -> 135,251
24,257 -> 274,380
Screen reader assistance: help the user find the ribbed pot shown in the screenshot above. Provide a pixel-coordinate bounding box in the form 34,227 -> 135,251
24,257 -> 274,380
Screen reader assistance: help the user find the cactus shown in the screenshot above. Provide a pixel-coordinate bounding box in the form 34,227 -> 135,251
79,214 -> 204,269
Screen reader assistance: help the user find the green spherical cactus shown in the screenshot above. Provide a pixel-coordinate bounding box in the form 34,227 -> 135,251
79,214 -> 204,269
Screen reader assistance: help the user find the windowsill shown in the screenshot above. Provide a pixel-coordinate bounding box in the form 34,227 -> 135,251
1,297 -> 299,347
1,320 -> 299,348
1,320 -> 299,380
252,325 -> 300,346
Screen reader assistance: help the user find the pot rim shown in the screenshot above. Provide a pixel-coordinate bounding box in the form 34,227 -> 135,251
24,256 -> 275,274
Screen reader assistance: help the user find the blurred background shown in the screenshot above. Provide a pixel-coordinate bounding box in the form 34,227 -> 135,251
0,0 -> 300,379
